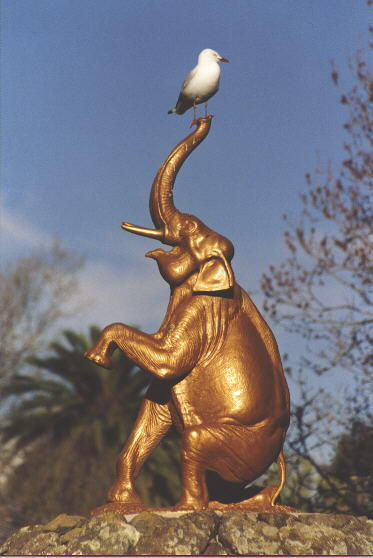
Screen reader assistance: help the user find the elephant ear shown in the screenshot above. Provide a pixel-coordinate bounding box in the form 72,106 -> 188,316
193,253 -> 235,292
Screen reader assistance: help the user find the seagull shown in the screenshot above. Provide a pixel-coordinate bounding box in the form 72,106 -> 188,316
168,48 -> 229,126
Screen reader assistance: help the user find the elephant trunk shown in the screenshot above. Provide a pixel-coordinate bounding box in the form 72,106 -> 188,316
122,116 -> 213,244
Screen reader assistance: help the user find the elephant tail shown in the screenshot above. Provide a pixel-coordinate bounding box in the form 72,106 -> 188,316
270,450 -> 287,506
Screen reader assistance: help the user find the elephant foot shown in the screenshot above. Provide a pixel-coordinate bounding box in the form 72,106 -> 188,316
107,482 -> 143,506
208,485 -> 299,513
174,494 -> 208,511
93,483 -> 149,517
243,484 -> 278,507
84,349 -> 113,369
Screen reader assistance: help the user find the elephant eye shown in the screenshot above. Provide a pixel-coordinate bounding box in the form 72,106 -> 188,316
182,220 -> 197,234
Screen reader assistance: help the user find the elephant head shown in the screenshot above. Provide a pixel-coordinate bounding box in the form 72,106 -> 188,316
122,117 -> 235,291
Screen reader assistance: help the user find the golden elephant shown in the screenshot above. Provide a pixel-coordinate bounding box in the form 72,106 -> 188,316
85,117 -> 290,512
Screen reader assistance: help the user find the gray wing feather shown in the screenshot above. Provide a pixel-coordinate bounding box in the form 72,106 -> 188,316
174,92 -> 194,114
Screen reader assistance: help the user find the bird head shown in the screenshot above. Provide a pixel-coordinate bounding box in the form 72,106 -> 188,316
198,48 -> 229,64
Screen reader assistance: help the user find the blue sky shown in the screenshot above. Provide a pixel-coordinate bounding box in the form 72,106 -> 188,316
1,0 -> 371,368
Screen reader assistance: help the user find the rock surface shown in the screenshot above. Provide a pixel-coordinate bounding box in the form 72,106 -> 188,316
1,510 -> 372,555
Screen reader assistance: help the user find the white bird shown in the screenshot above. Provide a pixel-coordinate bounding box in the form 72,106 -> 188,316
168,48 -> 229,125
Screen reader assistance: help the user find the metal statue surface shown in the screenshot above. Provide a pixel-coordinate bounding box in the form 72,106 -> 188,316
85,117 -> 291,514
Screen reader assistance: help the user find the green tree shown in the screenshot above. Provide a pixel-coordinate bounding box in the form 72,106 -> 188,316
315,420 -> 373,517
261,29 -> 373,514
1,327 -> 181,530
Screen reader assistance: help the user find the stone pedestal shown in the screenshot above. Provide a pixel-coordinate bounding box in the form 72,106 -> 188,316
1,510 -> 372,555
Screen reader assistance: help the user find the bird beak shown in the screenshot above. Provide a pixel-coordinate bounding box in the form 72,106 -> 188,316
219,57 -> 229,63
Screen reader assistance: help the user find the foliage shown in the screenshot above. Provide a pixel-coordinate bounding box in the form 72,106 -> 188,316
261,31 -> 373,515
315,419 -> 373,517
0,242 -> 83,389
0,327 -> 181,530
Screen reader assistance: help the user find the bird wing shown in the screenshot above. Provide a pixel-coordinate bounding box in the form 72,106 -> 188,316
174,91 -> 194,114
172,66 -> 198,114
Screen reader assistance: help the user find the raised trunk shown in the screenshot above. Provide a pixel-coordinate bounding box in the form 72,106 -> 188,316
149,117 -> 213,230
122,117 -> 213,243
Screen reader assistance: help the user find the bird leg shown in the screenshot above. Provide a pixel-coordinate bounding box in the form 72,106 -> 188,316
189,101 -> 198,128
204,101 -> 209,117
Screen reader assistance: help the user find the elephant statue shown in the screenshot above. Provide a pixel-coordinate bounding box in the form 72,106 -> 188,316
85,116 -> 290,513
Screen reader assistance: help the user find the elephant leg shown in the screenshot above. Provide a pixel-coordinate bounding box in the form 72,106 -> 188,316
176,424 -> 284,509
107,396 -> 172,505
176,426 -> 215,509
84,324 -> 124,369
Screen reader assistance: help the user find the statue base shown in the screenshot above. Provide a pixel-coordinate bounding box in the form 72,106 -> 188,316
2,510 -> 372,556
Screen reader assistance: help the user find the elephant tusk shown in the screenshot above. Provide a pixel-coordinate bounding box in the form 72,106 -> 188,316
121,222 -> 164,240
